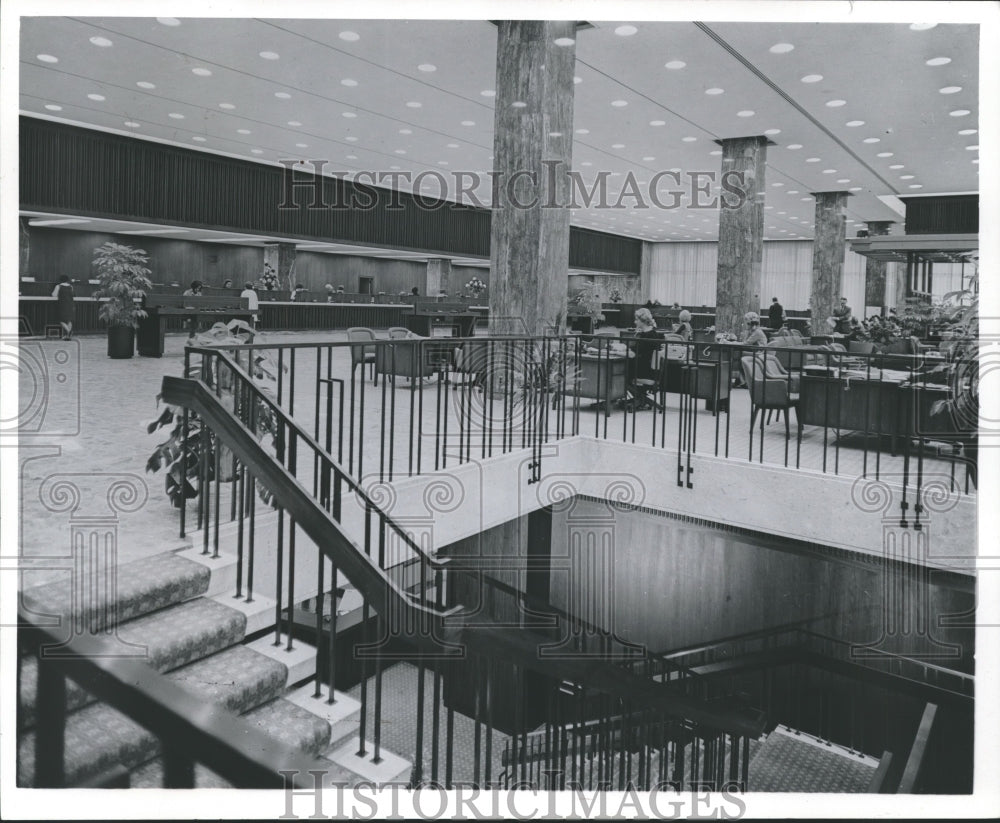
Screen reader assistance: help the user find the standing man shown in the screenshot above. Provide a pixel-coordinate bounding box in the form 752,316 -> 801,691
833,296 -> 852,334
768,296 -> 785,330
240,282 -> 259,328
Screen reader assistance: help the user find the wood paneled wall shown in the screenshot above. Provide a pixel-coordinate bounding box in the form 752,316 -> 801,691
548,499 -> 974,673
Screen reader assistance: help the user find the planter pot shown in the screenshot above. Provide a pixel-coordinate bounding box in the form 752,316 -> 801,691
569,315 -> 595,334
107,326 -> 136,359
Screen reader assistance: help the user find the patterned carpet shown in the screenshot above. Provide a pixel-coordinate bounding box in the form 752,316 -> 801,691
748,726 -> 878,792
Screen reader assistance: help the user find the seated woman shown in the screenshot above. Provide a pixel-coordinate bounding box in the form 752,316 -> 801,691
626,308 -> 665,408
733,312 -> 767,387
672,309 -> 693,341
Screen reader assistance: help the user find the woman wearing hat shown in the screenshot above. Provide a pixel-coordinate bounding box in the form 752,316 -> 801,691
741,312 -> 767,347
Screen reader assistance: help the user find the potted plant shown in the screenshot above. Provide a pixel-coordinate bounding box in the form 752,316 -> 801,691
567,283 -> 605,334
92,241 -> 153,359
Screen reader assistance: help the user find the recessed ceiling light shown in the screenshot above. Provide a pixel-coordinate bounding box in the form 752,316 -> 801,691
44,103 -> 62,111
965,144 -> 979,151
682,136 -> 697,142
406,101 -> 422,108
611,143 -> 625,149
89,36 -> 113,47
574,76 -> 582,84
771,182 -> 784,187
461,120 -> 476,126
908,184 -> 923,189
801,74 -> 823,83
615,24 -> 638,36
764,128 -> 781,135
219,102 -> 235,110
649,121 -> 665,128
124,121 -> 140,128
237,128 -> 251,134
580,161 -> 592,167
801,196 -> 811,201
949,109 -> 971,117
769,42 -> 795,53
889,164 -> 904,169
156,17 -> 181,26
389,165 -> 400,170
259,51 -> 279,60
417,64 -> 436,73
737,110 -> 755,117
347,155 -> 358,160
295,142 -> 308,148
274,91 -> 291,99
787,190 -> 799,194
926,56 -> 952,66
939,86 -> 962,94
250,148 -> 263,154
576,128 -> 590,134
394,149 -> 406,155
900,174 -> 915,179
863,137 -> 880,143
137,81 -> 156,89
87,93 -> 106,101
664,60 -> 686,70
822,169 -> 836,174
642,156 -> 655,161
446,143 -> 459,148
972,159 -> 979,164
849,187 -> 862,192
845,120 -> 864,127
399,129 -> 412,135
910,23 -> 937,31
437,160 -> 449,166
709,150 -> 722,156
192,135 -> 206,142
342,111 -> 357,118
553,37 -> 575,47
705,88 -> 724,95
345,136 -> 358,142
287,120 -> 301,126
192,67 -> 212,76
836,178 -> 850,183
341,78 -> 358,87
806,157 -> 821,162
958,128 -> 977,135
37,53 -> 59,62
611,99 -> 628,107
480,89 -> 495,97
877,152 -> 894,157
826,99 -> 847,107
339,31 -> 359,41
787,144 -> 803,149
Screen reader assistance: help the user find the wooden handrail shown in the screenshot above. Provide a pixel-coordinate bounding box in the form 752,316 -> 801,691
897,702 -> 938,793
20,613 -> 337,788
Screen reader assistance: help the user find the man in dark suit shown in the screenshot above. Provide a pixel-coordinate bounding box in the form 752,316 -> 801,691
768,297 -> 785,330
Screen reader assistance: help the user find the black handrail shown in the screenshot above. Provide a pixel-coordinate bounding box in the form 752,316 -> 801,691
163,369 -> 767,738
20,610 -> 339,788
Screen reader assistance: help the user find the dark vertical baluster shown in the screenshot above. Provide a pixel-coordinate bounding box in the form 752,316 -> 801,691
246,468 -> 256,603
327,562 -> 338,705
445,704 -> 455,790
35,656 -> 66,788
314,549 -> 324,698
234,462 -> 245,598
164,748 -> 195,788
357,596 -> 370,758
286,432 -> 297,652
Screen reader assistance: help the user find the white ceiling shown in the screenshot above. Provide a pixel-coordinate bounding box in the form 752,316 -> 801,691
19,17 -> 980,248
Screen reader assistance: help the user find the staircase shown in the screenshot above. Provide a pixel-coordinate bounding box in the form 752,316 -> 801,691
747,725 -> 879,792
17,549 -> 372,788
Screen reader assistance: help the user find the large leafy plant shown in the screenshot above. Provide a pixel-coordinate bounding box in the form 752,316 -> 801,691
568,283 -> 605,322
92,241 -> 153,327
146,320 -> 285,508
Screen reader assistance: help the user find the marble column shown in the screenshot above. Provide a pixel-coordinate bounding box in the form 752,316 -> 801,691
425,257 -> 452,298
19,217 -> 31,279
810,192 -> 850,330
489,21 -> 576,336
864,221 -> 894,313
715,136 -> 768,337
264,242 -> 297,291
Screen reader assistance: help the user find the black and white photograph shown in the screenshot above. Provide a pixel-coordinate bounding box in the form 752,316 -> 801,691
1,0 -> 996,819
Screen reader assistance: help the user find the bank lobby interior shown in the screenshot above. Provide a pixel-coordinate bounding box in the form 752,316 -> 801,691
5,11 -> 991,814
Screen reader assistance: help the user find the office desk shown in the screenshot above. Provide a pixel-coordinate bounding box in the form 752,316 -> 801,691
573,353 -> 630,416
404,311 -> 477,338
137,296 -> 252,357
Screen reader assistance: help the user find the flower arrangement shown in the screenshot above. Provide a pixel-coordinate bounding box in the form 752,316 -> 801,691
609,287 -> 624,303
569,284 -> 605,322
261,262 -> 278,291
465,277 -> 487,298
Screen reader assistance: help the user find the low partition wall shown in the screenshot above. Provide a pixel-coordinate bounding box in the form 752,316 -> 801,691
17,297 -> 418,335
378,436 -> 976,574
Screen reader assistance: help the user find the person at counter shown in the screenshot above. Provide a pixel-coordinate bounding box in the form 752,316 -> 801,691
222,279 -> 233,289
240,283 -> 259,328
52,275 -> 75,340
290,284 -> 307,301
832,296 -> 852,333
182,280 -> 203,297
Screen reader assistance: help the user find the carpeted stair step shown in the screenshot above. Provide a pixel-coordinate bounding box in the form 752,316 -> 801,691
17,644 -> 289,787
240,697 -> 333,758
20,597 -> 248,728
20,550 -> 210,635
747,727 -> 877,792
